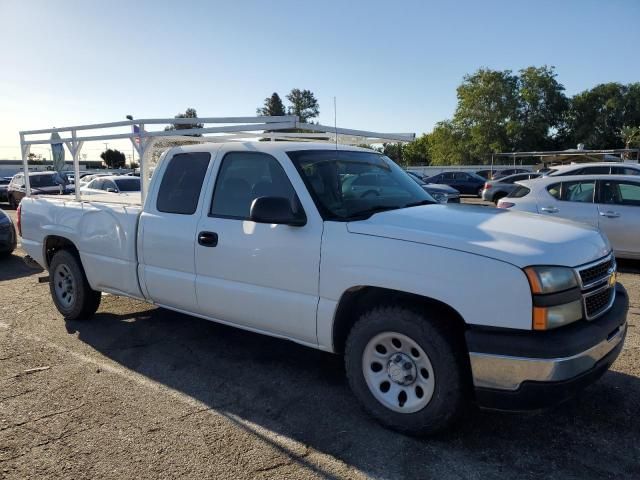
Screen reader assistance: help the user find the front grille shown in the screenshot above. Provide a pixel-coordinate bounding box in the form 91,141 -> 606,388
576,254 -> 616,321
584,287 -> 614,319
579,257 -> 614,287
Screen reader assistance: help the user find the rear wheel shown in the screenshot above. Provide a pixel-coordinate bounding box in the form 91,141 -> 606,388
345,306 -> 468,435
49,250 -> 101,321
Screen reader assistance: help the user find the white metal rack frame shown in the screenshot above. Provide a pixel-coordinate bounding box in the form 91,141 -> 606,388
19,116 -> 415,204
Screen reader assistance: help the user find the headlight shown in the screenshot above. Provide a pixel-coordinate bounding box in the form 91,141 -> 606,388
430,192 -> 448,203
524,266 -> 578,294
533,300 -> 583,330
524,266 -> 582,330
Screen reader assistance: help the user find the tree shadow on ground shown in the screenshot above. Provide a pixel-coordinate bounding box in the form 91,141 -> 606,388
67,305 -> 640,479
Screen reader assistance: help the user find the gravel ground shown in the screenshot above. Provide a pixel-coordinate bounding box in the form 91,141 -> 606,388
1,205 -> 639,480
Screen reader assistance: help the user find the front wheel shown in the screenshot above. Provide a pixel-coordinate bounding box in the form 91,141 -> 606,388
49,250 -> 101,321
345,306 -> 468,435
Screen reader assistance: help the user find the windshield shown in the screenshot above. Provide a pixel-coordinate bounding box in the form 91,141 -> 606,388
30,174 -> 57,188
287,150 -> 435,220
114,178 -> 140,191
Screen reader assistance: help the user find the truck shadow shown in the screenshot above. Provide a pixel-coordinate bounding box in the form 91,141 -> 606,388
67,303 -> 640,479
0,252 -> 43,282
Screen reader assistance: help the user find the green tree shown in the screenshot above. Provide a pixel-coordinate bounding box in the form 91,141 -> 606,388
100,149 -> 126,169
164,108 -> 204,136
564,83 -> 640,148
453,68 -> 519,160
380,143 -> 405,164
620,125 -> 640,148
515,66 -> 569,150
428,121 -> 472,165
257,93 -> 286,116
402,134 -> 431,165
286,89 -> 320,123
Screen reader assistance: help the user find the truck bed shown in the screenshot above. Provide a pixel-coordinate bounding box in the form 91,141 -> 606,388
20,196 -> 144,299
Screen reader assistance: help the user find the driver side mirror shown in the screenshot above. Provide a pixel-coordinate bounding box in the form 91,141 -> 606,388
250,197 -> 306,227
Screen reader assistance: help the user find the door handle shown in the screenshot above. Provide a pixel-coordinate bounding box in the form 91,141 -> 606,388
599,211 -> 620,218
198,231 -> 218,247
540,206 -> 559,213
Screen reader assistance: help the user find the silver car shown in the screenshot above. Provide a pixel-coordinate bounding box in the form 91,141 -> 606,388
498,174 -> 640,259
481,172 -> 541,204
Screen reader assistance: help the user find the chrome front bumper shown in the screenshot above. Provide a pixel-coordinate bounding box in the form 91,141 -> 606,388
469,321 -> 626,391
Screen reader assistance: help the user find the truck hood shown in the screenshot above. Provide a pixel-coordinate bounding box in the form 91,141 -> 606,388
346,204 -> 610,268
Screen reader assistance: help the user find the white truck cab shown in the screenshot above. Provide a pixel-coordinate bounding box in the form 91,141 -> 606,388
18,142 -> 628,434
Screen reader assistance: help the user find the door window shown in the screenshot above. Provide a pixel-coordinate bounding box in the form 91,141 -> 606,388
611,166 -> 640,175
210,152 -> 298,220
600,180 -> 640,206
579,166 -> 610,175
103,180 -> 117,191
562,180 -> 595,203
547,183 -> 561,200
156,152 -> 211,215
453,172 -> 469,180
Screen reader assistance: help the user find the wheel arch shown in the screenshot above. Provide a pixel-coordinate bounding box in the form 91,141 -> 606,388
332,286 -> 468,355
43,235 -> 80,269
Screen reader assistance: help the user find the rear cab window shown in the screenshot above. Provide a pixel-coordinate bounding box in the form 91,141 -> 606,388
156,152 -> 211,214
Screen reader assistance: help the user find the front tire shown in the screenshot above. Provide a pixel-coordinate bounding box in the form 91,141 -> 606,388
49,250 -> 101,321
345,306 -> 468,435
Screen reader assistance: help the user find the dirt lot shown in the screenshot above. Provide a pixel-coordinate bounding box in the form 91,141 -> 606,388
1,205 -> 639,480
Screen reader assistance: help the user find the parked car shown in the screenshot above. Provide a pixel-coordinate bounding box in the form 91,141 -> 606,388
498,174 -> 640,259
474,169 -> 494,180
424,171 -> 487,196
19,143 -> 628,435
80,175 -> 141,197
0,177 -> 11,202
407,172 -> 460,203
490,168 -> 532,181
482,172 -> 541,204
546,162 -> 640,177
0,208 -> 17,256
7,172 -> 72,208
78,173 -> 112,188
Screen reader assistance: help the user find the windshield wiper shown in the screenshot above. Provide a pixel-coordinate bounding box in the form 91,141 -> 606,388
348,205 -> 402,219
403,199 -> 436,208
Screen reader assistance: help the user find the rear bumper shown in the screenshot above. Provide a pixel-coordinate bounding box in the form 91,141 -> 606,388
467,284 -> 628,410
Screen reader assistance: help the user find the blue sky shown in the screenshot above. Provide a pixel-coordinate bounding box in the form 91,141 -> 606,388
1,0 -> 638,159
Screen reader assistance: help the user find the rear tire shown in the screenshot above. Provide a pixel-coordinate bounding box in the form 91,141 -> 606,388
49,250 -> 101,321
345,306 -> 468,435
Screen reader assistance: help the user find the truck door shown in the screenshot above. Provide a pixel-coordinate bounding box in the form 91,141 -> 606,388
138,151 -> 213,311
194,147 -> 322,345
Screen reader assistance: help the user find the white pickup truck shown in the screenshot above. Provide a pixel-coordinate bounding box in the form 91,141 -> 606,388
18,143 -> 628,434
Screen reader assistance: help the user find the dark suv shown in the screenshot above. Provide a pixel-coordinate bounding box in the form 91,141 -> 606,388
7,172 -> 71,208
